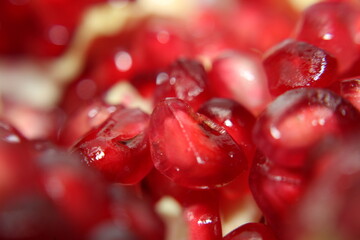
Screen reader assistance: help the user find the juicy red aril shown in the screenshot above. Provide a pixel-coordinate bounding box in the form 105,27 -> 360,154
340,77 -> 360,111
87,49 -> 137,93
0,192 -> 74,240
143,169 -> 222,240
58,99 -> 121,147
154,58 -> 211,110
27,0 -> 106,57
263,39 -> 338,97
223,222 -> 277,240
36,147 -> 111,236
294,1 -> 359,73
149,98 -> 247,189
1,99 -> 62,142
198,98 -> 256,162
249,151 -> 305,239
187,6 -> 237,59
253,88 -> 360,168
130,18 -> 192,72
107,185 -> 166,240
207,51 -> 272,115
73,107 -> 153,184
227,1 -> 295,53
198,98 -> 256,212
0,0 -> 37,55
0,119 -> 26,144
184,191 -> 222,240
285,134 -> 360,240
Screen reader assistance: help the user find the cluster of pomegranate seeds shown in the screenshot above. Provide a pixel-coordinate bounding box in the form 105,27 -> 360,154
2,0 -> 360,240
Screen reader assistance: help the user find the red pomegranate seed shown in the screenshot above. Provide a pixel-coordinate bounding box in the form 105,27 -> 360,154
340,77 -> 360,111
253,88 -> 360,168
73,107 -> 153,184
143,168 -> 221,240
131,18 -> 192,71
0,192 -> 74,240
198,98 -> 256,162
1,99 -> 62,141
226,1 -> 295,53
143,168 -> 195,204
187,6 -> 237,59
207,51 -> 272,115
0,119 -> 27,144
294,1 -> 359,73
154,59 -> 211,110
0,143 -> 39,204
36,147 -> 111,236
223,222 -> 277,240
88,49 -> 137,93
0,0 -> 37,55
149,98 -> 247,189
109,185 -> 166,240
285,134 -> 360,240
263,39 -> 338,97
28,0 -> 106,57
184,191 -> 222,240
59,99 -> 121,147
249,151 -> 305,239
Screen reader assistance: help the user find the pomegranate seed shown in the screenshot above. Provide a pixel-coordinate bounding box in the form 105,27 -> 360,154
73,107 -> 153,184
60,74 -> 102,115
154,59 -> 211,110
149,98 -> 247,189
285,133 -> 360,240
36,146 -> 111,236
187,6 -> 236,59
109,185 -> 166,240
294,1 -> 359,73
197,99 -> 257,214
144,168 -> 221,240
0,192 -> 74,240
227,1 -> 295,53
1,99 -> 63,141
184,191 -> 222,240
198,98 -> 256,162
249,151 -> 305,239
253,88 -> 360,168
0,0 -> 37,55
207,51 -> 272,115
263,39 -> 338,97
131,18 -> 192,71
58,99 -> 121,147
0,119 -> 26,144
87,49 -> 137,93
340,77 -> 360,111
223,222 -> 277,240
28,0 -> 106,57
